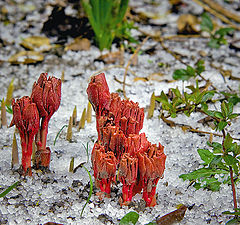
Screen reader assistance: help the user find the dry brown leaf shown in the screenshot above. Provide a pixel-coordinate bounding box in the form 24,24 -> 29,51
156,204 -> 187,225
20,36 -> 52,52
97,51 -> 122,64
65,37 -> 91,51
177,14 -> 199,34
8,51 -> 44,64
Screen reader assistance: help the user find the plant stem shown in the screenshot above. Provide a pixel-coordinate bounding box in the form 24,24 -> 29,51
222,129 -> 238,211
229,166 -> 238,210
40,116 -> 49,150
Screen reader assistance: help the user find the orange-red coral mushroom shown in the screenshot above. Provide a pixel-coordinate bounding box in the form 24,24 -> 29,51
31,73 -> 61,168
10,96 -> 40,175
87,73 -> 166,207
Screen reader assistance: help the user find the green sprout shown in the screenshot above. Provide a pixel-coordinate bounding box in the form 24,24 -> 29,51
82,0 -> 129,51
201,13 -> 234,49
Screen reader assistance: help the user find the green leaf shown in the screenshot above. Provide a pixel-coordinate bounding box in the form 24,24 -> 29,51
202,177 -> 221,191
179,168 -> 228,181
171,87 -> 181,98
201,91 -> 215,102
195,59 -> 205,74
156,91 -> 168,104
0,181 -> 19,198
173,67 -> 195,81
120,211 -> 139,225
228,113 -> 239,119
201,13 -> 213,33
217,121 -> 228,131
221,101 -> 228,118
208,38 -> 220,49
193,182 -> 202,190
186,66 -> 195,76
228,102 -> 233,115
225,218 -> 240,225
215,27 -> 234,37
214,111 -> 224,119
209,155 -> 225,169
224,133 -> 233,151
223,154 -> 238,166
197,149 -> 214,164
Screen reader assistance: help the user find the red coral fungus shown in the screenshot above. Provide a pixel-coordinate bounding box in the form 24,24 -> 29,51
91,143 -> 117,195
10,96 -> 40,175
87,73 -> 166,207
119,153 -> 138,203
31,73 -> 61,168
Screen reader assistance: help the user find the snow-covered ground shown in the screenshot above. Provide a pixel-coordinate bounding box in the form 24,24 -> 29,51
0,0 -> 240,224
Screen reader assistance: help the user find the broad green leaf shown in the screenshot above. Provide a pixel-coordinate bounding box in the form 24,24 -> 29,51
224,133 -> 233,152
197,149 -> 214,164
209,155 -> 225,169
214,111 -> 224,119
228,113 -> 239,119
223,154 -> 238,166
186,66 -> 195,76
212,142 -> 223,150
217,121 -> 228,131
179,168 -> 228,181
201,13 -> 213,33
228,102 -> 233,115
120,211 -> 139,225
221,101 -> 228,118
173,68 -> 195,81
215,27 -> 234,37
156,91 -> 168,104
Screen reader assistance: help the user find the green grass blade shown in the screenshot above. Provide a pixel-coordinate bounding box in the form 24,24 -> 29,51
80,166 -> 93,217
82,142 -> 90,163
53,124 -> 68,146
0,181 -> 19,198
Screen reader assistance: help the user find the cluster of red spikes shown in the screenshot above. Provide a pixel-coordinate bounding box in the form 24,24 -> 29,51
10,73 -> 61,176
87,73 -> 166,207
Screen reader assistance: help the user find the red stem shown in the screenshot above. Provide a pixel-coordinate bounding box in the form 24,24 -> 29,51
39,116 -> 49,150
229,166 -> 238,210
222,130 -> 238,211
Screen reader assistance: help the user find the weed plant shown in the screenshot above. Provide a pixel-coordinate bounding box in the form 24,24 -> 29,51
81,0 -> 129,50
156,61 -> 240,223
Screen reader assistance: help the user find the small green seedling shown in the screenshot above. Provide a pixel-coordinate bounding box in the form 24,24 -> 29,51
201,13 -> 234,49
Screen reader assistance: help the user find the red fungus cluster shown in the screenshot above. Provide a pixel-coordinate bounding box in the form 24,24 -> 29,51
10,73 -> 61,175
87,73 -> 166,207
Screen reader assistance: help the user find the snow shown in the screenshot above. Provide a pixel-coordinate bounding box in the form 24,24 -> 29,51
0,0 -> 240,224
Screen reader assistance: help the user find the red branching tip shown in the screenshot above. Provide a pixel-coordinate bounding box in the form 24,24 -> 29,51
119,153 -> 138,203
109,93 -> 144,137
31,73 -> 61,120
91,143 -> 117,195
102,125 -> 126,163
137,143 -> 166,207
10,96 -> 40,175
87,73 -> 111,115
